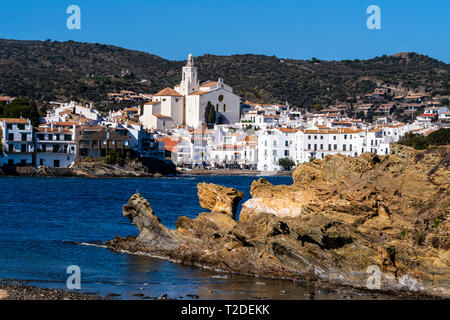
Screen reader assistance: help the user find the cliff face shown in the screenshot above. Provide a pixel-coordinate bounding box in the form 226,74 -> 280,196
107,145 -> 450,298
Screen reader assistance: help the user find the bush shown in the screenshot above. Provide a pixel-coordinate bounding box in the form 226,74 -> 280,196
104,149 -> 125,166
398,128 -> 449,150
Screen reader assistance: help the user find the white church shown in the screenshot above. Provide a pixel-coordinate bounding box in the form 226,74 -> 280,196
140,54 -> 241,130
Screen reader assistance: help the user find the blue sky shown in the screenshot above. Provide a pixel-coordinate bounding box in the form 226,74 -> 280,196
0,0 -> 448,62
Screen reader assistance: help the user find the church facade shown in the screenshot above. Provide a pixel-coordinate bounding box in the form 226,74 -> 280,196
140,54 -> 241,130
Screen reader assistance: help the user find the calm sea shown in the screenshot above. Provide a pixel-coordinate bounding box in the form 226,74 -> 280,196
0,175 -> 380,300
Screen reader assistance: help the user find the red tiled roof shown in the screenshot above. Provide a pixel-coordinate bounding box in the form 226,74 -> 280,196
154,88 -> 183,97
0,118 -> 29,124
200,81 -> 218,87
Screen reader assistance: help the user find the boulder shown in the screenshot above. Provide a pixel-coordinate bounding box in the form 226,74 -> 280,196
197,183 -> 244,220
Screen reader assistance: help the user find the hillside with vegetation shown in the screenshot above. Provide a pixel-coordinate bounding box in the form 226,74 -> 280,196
0,39 -> 449,111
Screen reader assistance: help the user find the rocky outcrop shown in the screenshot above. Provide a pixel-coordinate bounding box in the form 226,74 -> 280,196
107,145 -> 450,298
197,183 -> 244,219
71,161 -> 153,177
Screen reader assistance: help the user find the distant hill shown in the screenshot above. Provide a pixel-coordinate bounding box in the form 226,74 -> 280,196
0,39 -> 448,111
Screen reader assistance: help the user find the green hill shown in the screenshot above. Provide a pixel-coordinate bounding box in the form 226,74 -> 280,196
0,39 -> 448,111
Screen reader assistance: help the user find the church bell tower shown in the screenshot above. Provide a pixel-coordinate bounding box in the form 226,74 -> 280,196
180,54 -> 199,96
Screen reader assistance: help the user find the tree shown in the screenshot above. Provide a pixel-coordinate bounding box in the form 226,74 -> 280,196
204,101 -> 216,126
0,98 -> 41,126
441,98 -> 449,106
278,158 -> 296,170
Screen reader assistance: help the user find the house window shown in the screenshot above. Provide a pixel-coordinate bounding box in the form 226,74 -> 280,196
7,124 -> 12,130
48,134 -> 53,141
39,159 -> 44,166
18,124 -> 25,130
314,136 -> 317,140
53,160 -> 60,168
334,144 -> 337,150
21,134 -> 27,141
350,145 -> 353,151
218,95 -> 224,102
285,150 -> 289,156
320,144 -> 323,150
344,135 -> 347,139
8,133 -> 13,140
308,144 -> 311,150
8,144 -> 14,152
320,136 -> 323,140
21,144 -> 26,152
343,145 -> 347,151
285,141 -> 289,147
223,104 -> 226,112
333,136 -> 336,140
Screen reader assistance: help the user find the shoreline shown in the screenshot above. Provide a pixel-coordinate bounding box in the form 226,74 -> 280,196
0,168 -> 293,178
180,169 -> 292,176
0,280 -> 103,300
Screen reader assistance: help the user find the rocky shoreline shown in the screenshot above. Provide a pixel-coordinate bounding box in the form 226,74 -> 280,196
106,145 -> 450,299
0,159 -> 176,178
0,280 -> 102,300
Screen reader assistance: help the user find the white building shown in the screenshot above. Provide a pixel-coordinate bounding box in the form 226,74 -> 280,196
140,54 -> 241,130
0,118 -> 34,166
46,101 -> 103,125
35,124 -> 77,168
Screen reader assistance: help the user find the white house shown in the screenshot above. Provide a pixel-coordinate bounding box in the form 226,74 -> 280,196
0,118 -> 34,166
35,124 -> 77,168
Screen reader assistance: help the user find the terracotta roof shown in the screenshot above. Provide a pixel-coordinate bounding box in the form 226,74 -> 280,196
0,118 -> 29,124
158,136 -> 178,153
418,113 -> 436,117
144,101 -> 161,105
0,96 -> 12,101
154,87 -> 183,97
153,114 -> 172,118
303,128 -> 363,134
278,127 -> 298,133
200,81 -> 218,87
190,91 -> 210,96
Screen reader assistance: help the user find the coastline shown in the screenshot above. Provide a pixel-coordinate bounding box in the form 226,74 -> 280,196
0,166 -> 293,178
0,280 -> 103,300
180,169 -> 292,177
